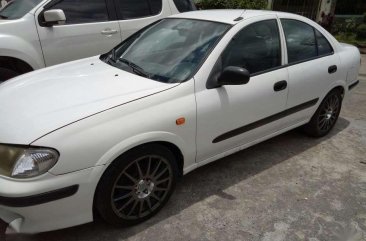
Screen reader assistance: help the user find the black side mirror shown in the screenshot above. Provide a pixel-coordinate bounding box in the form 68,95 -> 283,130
217,66 -> 250,86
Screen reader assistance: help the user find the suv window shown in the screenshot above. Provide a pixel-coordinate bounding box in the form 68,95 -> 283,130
49,0 -> 109,24
116,0 -> 162,19
281,19 -> 334,64
173,0 -> 196,12
221,19 -> 281,75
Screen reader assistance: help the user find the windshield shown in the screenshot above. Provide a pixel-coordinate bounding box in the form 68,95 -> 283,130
0,0 -> 43,20
101,18 -> 230,83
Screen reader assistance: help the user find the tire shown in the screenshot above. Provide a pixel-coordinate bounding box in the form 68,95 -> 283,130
303,89 -> 343,137
0,67 -> 19,83
95,144 -> 178,226
0,219 -> 7,240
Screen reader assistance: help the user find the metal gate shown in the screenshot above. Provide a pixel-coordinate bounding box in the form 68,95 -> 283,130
272,0 -> 321,20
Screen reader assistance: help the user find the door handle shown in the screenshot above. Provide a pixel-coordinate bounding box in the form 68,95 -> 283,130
328,65 -> 337,74
274,80 -> 288,92
101,29 -> 118,35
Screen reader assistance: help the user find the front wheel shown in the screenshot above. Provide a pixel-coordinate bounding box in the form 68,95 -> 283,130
303,89 -> 343,137
95,144 -> 178,226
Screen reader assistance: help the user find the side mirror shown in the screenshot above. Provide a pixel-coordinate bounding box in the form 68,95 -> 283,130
43,9 -> 66,26
217,66 -> 250,86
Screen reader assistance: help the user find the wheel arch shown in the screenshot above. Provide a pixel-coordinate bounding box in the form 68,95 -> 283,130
322,79 -> 347,102
95,132 -> 188,177
0,56 -> 34,74
327,85 -> 346,99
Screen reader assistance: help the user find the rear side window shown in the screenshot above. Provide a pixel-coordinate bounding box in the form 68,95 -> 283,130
281,19 -> 317,64
116,0 -> 162,19
49,0 -> 109,24
173,0 -> 196,12
316,29 -> 333,56
281,19 -> 334,64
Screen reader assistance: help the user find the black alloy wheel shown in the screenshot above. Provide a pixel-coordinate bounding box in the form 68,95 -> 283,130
303,89 -> 343,137
95,144 -> 178,226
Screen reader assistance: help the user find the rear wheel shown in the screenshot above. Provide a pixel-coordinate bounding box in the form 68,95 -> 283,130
0,67 -> 19,83
303,89 -> 343,137
95,144 -> 178,226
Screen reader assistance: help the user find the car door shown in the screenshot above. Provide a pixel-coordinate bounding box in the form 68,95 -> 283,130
280,18 -> 341,125
195,17 -> 289,162
113,0 -> 172,40
36,0 -> 122,66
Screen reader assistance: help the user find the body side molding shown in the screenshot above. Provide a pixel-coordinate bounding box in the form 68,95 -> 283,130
213,98 -> 319,143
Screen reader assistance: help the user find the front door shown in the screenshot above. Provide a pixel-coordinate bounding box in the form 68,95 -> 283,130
36,0 -> 122,66
113,0 -> 172,40
195,18 -> 289,162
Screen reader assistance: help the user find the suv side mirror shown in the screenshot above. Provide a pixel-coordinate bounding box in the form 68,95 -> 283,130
217,66 -> 250,86
43,9 -> 66,26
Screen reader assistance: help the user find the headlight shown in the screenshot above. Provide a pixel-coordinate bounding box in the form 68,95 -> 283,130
0,144 -> 59,179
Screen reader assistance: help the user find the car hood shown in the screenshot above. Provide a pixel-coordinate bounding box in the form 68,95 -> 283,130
0,57 -> 178,144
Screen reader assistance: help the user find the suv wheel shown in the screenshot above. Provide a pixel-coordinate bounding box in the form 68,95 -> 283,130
0,67 -> 19,83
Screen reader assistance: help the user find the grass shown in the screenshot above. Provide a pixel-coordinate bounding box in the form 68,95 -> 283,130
334,33 -> 366,47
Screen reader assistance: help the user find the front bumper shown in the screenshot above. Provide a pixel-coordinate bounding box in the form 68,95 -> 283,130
0,165 -> 105,234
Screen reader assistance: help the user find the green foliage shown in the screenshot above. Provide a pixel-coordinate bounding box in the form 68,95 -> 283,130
356,24 -> 366,39
198,0 -> 267,10
364,12 -> 366,23
332,18 -> 357,35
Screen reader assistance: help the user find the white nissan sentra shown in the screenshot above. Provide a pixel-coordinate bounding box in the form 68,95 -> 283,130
0,10 -> 360,234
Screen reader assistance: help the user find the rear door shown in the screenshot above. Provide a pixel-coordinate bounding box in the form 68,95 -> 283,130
280,18 -> 341,125
36,0 -> 122,66
114,0 -> 172,41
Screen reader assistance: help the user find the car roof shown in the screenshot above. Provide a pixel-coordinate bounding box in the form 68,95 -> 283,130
168,9 -> 303,25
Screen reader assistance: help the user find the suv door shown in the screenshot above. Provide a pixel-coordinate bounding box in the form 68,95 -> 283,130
280,19 -> 341,125
195,17 -> 289,162
114,0 -> 172,40
36,0 -> 122,66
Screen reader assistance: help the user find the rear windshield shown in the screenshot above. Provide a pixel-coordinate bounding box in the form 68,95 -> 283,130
0,0 -> 43,20
173,0 -> 196,12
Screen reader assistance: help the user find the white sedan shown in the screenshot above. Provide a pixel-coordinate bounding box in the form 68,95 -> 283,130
0,10 -> 360,234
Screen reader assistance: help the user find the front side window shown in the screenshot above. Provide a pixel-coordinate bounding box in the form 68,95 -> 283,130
0,0 -> 43,20
116,0 -> 162,19
281,19 -> 334,64
102,19 -> 229,83
220,19 -> 281,75
49,0 -> 109,25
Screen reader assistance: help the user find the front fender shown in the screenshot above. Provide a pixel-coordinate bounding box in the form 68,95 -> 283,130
0,35 -> 44,70
95,131 -> 188,167
0,14 -> 45,69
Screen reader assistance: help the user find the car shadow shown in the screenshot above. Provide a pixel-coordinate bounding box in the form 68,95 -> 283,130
6,117 -> 350,241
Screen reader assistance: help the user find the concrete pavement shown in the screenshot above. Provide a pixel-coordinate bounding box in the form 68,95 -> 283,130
5,61 -> 366,241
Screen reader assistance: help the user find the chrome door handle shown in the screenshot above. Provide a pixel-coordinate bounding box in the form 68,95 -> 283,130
101,29 -> 118,35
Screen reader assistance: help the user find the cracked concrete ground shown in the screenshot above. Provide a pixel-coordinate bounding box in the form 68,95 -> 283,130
5,61 -> 366,241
